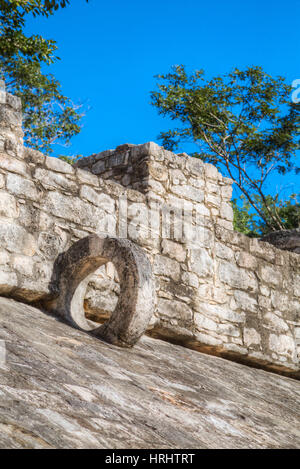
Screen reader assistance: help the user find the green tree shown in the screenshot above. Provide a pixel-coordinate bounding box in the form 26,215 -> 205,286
151,65 -> 300,232
232,196 -> 257,237
232,194 -> 300,237
0,0 -> 88,154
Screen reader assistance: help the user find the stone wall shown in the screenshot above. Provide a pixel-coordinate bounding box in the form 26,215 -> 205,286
0,89 -> 299,377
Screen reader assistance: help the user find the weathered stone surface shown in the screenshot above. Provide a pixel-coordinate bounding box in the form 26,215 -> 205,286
76,168 -> 99,187
154,255 -> 181,281
157,298 -> 193,322
80,185 -> 115,212
0,270 -> 17,293
260,265 -> 282,287
219,261 -> 258,292
1,297 -> 300,449
0,90 -> 299,378
235,251 -> 258,270
0,221 -> 36,256
261,229 -> 300,254
0,154 -> 28,176
45,235 -> 155,348
45,155 -> 74,174
243,328 -> 261,347
269,334 -> 297,358
161,239 -> 186,262
189,248 -> 214,277
6,173 -> 40,201
0,191 -> 19,218
44,191 -> 97,227
34,168 -> 77,192
233,290 -> 258,313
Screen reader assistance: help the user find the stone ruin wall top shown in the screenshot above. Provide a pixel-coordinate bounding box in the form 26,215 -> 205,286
0,90 -> 299,378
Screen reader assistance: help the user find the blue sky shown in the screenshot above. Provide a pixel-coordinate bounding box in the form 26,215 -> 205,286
26,0 -> 299,197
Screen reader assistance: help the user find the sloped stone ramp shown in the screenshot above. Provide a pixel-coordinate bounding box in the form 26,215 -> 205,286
0,297 -> 299,448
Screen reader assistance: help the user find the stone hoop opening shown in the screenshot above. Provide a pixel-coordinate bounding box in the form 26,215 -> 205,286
50,235 -> 155,348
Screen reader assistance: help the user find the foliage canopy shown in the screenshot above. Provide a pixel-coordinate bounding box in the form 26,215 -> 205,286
151,65 -> 300,233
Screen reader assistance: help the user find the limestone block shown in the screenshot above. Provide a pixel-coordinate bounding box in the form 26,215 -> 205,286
0,91 -> 5,105
220,202 -> 234,221
121,174 -> 131,186
260,265 -> 282,287
205,193 -> 221,207
24,147 -> 45,165
258,295 -> 271,309
293,274 -> 300,297
181,271 -> 199,288
194,302 -> 245,324
0,221 -> 36,255
150,162 -> 168,182
195,203 -> 210,217
223,343 -> 248,355
243,328 -> 261,347
44,191 -> 98,228
0,250 -> 10,265
259,284 -> 270,297
153,255 -> 180,281
264,313 -> 289,333
217,323 -> 241,337
250,238 -> 275,263
206,181 -> 220,195
161,239 -> 186,262
0,191 -> 19,218
195,314 -> 218,332
269,334 -> 296,357
34,168 -> 77,192
235,251 -> 258,270
76,168 -> 99,187
204,163 -> 219,180
215,242 -> 235,261
194,332 -> 223,347
216,218 -> 233,230
157,298 -> 193,322
0,269 -> 18,293
171,184 -> 204,203
189,177 -> 205,189
80,185 -> 115,213
219,261 -> 258,292
6,93 -> 22,111
45,156 -> 74,174
270,290 -> 289,312
92,159 -> 106,174
221,184 -> 233,200
0,155 -> 28,177
185,157 -> 204,176
0,106 -> 22,129
233,290 -> 258,313
147,179 -> 165,195
12,255 -> 34,276
37,231 -> 68,260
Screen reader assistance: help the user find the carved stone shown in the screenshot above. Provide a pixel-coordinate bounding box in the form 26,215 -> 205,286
46,235 -> 155,348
